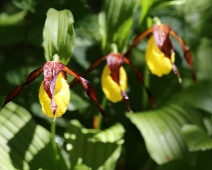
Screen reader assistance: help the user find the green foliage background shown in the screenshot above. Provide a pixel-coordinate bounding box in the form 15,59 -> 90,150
0,0 -> 212,170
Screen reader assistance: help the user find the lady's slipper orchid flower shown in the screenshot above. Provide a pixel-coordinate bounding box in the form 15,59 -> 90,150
1,60 -> 106,121
125,23 -> 196,83
70,52 -> 156,112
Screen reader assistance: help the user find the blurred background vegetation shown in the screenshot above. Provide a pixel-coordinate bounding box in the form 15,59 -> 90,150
0,0 -> 212,170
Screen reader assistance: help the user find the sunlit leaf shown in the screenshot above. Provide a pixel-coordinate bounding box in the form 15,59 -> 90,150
0,11 -> 27,27
0,102 -> 68,170
99,0 -> 139,53
127,102 -> 204,165
65,120 -> 125,170
156,0 -> 186,8
182,124 -> 212,151
43,8 -> 75,64
67,91 -> 89,111
139,0 -> 185,26
139,0 -> 154,25
73,163 -> 92,170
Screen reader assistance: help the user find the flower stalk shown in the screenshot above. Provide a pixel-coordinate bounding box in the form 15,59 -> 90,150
51,120 -> 60,168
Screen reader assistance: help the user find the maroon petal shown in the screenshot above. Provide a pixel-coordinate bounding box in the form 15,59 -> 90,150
170,30 -> 196,82
63,66 -> 107,120
124,28 -> 153,58
70,56 -> 107,88
0,66 -> 43,111
121,90 -> 132,113
123,57 -> 156,107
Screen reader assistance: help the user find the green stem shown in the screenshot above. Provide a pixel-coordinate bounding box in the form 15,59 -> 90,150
142,63 -> 150,109
51,121 -> 60,168
96,95 -> 107,129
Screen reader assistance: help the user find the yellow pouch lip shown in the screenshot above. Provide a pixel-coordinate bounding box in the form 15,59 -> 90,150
39,73 -> 70,118
101,65 -> 127,103
145,36 -> 175,77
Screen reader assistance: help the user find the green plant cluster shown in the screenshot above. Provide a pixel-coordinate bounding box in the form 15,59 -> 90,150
0,0 -> 212,170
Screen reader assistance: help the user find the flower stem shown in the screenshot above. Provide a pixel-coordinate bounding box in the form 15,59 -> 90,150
51,120 -> 60,168
93,95 -> 107,129
142,63 -> 150,109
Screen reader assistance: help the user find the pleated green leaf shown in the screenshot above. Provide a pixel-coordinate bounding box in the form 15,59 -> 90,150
43,8 -> 75,64
65,120 -> 125,170
99,0 -> 139,53
0,102 -> 68,170
182,124 -> 212,151
127,102 -> 204,165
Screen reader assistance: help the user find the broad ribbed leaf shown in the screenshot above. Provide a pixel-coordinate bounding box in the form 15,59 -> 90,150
0,102 -> 68,170
65,120 -> 125,170
127,102 -> 204,165
99,0 -> 139,53
182,124 -> 212,151
43,8 -> 75,64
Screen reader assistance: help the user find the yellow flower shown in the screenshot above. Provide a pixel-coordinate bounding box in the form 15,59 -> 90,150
39,73 -> 70,118
1,61 -> 107,121
125,23 -> 196,82
101,65 -> 127,103
146,36 -> 175,77
70,52 -> 156,111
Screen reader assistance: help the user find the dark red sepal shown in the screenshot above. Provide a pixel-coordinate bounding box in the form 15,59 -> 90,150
107,53 -> 124,85
152,24 -> 174,58
43,61 -> 65,115
0,66 -> 43,111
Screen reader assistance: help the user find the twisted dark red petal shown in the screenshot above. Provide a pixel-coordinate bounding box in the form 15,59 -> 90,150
63,66 -> 107,120
0,66 -> 43,111
70,56 -> 107,88
124,28 -> 153,58
121,90 -> 132,113
123,57 -> 156,107
170,30 -> 196,82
